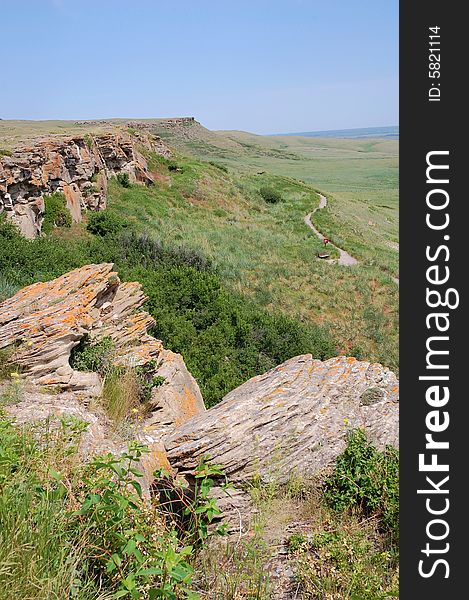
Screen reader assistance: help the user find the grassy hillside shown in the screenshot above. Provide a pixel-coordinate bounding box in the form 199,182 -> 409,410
150,122 -> 399,272
104,146 -> 398,370
1,119 -> 399,371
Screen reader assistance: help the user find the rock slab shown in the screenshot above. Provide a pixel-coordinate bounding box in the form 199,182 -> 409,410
165,354 -> 399,483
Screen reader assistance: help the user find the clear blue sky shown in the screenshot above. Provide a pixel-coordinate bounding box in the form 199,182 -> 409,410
1,0 -> 398,134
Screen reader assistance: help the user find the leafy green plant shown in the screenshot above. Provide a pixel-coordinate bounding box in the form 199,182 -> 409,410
259,186 -> 282,204
187,458 -> 228,544
86,211 -> 128,237
0,148 -> 12,157
153,457 -> 228,547
70,336 -> 116,374
84,133 -> 94,150
117,173 -> 131,188
51,442 -> 187,599
135,361 -> 165,402
323,428 -> 399,543
42,193 -> 72,233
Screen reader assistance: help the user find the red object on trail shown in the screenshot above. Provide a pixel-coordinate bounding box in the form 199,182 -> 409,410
323,238 -> 330,246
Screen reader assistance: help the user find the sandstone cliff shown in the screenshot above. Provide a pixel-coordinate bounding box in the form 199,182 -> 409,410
0,129 -> 171,238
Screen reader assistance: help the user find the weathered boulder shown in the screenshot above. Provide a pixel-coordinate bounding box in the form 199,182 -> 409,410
165,354 -> 399,484
0,264 -> 205,434
0,129 -> 171,237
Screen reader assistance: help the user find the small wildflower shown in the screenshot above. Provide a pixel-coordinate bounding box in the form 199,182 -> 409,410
131,408 -> 139,414
343,417 -> 349,426
27,341 -> 33,347
10,372 -> 20,379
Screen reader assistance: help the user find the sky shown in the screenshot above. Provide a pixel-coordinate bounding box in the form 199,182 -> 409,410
1,0 -> 398,134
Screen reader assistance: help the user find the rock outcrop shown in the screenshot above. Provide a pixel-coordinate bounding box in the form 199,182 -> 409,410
0,265 -> 399,528
165,354 -> 399,484
0,264 -> 205,430
0,129 -> 171,238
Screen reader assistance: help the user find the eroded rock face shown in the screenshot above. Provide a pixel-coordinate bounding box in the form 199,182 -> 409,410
165,354 -> 399,484
0,130 -> 171,238
0,264 -> 205,433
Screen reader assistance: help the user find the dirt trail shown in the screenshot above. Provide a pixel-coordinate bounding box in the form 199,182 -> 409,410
305,193 -> 399,285
304,193 -> 358,266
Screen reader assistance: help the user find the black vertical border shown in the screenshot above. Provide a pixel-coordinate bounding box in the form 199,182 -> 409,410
400,2 -> 466,597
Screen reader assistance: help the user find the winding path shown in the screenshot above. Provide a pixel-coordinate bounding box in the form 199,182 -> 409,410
304,193 -> 359,266
305,193 -> 399,285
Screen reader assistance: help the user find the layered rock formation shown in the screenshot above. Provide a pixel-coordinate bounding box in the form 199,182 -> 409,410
0,264 -> 399,525
165,354 -> 399,484
0,264 -> 205,428
0,129 -> 171,238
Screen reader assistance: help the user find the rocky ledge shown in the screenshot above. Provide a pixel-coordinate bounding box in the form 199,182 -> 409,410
166,354 -> 399,484
0,263 -> 204,430
0,129 -> 171,238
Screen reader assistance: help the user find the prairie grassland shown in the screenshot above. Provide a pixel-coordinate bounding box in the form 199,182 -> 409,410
106,148 -> 398,370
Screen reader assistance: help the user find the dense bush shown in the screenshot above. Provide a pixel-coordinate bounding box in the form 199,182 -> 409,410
259,186 -> 282,204
0,219 -> 337,407
86,210 -> 129,237
324,428 -> 399,543
117,231 -> 214,272
116,172 -> 131,188
167,160 -> 183,172
70,336 -> 116,374
42,193 -> 72,233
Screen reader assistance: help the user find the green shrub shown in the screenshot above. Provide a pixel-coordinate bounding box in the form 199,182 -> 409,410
42,193 -> 72,234
70,336 -> 115,374
259,186 -> 282,204
324,428 -> 399,543
117,231 -> 214,272
83,133 -> 94,150
167,160 -> 183,172
86,210 -> 128,237
0,148 -> 12,157
208,161 -> 228,173
116,172 -> 131,188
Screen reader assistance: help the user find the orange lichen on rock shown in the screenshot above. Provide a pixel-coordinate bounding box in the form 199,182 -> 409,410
0,263 -> 159,389
0,263 -> 206,438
